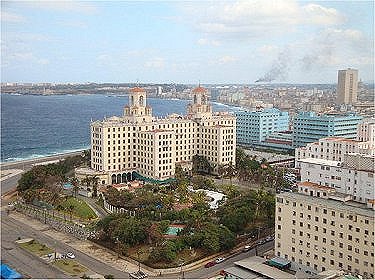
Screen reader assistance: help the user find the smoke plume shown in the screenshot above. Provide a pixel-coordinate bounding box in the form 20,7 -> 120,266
255,48 -> 291,83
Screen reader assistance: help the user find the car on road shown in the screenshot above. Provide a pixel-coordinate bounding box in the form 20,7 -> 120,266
215,257 -> 225,263
265,235 -> 274,242
204,261 -> 216,268
257,239 -> 266,245
66,252 -> 75,259
243,244 -> 255,252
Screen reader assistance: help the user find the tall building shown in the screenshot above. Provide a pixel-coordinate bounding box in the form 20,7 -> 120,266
357,118 -> 375,145
76,86 -> 236,185
292,112 -> 362,148
235,108 -> 289,145
337,68 -> 358,105
275,188 -> 374,278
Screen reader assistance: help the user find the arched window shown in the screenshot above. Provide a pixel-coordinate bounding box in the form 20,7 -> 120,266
194,95 -> 197,104
131,96 -> 134,106
139,96 -> 144,106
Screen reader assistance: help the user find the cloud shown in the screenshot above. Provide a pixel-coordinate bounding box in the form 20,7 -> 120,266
1,11 -> 26,23
180,0 -> 344,40
217,55 -> 237,64
22,1 -> 97,14
4,52 -> 49,66
145,57 -> 165,69
258,45 -> 279,55
197,38 -> 221,46
60,20 -> 88,29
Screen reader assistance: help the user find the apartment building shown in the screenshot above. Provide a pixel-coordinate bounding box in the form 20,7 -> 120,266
298,154 -> 374,203
77,86 -> 236,185
292,112 -> 362,148
235,108 -> 289,145
275,186 -> 374,278
295,137 -> 374,168
357,119 -> 375,146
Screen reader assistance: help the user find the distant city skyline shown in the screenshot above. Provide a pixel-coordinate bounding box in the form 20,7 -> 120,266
2,1 -> 374,84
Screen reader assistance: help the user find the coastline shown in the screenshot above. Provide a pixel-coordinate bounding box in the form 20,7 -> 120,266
0,150 -> 87,169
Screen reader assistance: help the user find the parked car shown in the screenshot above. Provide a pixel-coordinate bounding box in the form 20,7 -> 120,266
265,235 -> 274,242
257,239 -> 266,245
243,245 -> 253,252
204,261 -> 216,268
66,252 -> 75,259
215,257 -> 225,263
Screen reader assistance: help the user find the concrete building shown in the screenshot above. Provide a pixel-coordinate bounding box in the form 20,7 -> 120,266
337,68 -> 358,105
275,188 -> 374,278
357,119 -> 375,145
298,154 -> 374,203
292,112 -> 362,148
235,108 -> 289,145
295,136 -> 374,168
76,86 -> 236,185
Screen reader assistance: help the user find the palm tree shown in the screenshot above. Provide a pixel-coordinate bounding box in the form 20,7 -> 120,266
68,205 -> 75,221
253,189 -> 267,220
56,204 -> 66,221
91,175 -> 99,197
225,162 -> 236,185
71,177 -> 79,198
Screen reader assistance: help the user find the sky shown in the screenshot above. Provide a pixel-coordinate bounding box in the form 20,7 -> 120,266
1,0 -> 374,84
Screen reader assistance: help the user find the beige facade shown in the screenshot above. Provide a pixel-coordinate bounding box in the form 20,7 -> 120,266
357,119 -> 375,147
87,87 -> 236,184
275,190 -> 374,278
337,68 -> 358,105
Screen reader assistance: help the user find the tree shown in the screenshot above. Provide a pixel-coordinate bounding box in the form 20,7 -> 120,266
56,204 -> 66,221
91,175 -> 99,197
71,177 -> 79,198
68,205 -> 75,221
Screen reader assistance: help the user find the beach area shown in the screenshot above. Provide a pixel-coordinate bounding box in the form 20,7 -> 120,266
0,150 -> 86,195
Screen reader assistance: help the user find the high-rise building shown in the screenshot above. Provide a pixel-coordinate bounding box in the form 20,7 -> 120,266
337,68 -> 358,105
275,188 -> 374,278
292,112 -> 362,148
235,108 -> 289,145
76,86 -> 236,185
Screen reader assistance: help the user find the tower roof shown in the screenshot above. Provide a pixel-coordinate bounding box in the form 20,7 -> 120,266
130,87 -> 146,93
192,86 -> 207,93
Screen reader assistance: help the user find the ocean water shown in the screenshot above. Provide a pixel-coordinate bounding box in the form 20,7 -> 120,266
1,94 -> 239,163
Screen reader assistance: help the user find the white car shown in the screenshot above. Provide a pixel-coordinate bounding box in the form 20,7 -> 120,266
215,257 -> 225,263
66,252 -> 76,259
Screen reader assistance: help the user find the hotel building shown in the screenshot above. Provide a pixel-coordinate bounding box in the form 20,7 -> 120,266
275,186 -> 374,278
76,86 -> 236,185
292,112 -> 362,148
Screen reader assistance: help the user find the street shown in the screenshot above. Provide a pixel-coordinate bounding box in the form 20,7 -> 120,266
1,209 -> 130,279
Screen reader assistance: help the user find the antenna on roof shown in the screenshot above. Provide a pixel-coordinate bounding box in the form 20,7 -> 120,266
198,80 -> 201,87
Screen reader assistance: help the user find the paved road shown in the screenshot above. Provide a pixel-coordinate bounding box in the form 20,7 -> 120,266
1,209 -> 130,279
155,241 -> 274,279
1,174 -> 22,195
1,151 -> 84,195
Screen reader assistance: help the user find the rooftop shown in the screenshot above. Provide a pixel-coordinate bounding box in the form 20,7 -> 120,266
298,181 -> 336,191
278,192 -> 374,217
299,157 -> 340,166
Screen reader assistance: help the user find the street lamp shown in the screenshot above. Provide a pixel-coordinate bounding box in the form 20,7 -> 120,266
116,237 -> 120,259
179,259 -> 185,279
43,206 -> 47,224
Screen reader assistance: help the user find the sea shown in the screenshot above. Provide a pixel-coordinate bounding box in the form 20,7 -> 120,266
1,93 -> 241,163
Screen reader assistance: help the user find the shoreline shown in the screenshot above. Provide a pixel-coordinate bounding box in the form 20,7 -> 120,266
0,150 -> 88,169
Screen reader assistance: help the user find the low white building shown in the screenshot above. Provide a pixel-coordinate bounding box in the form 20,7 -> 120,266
299,154 -> 374,203
295,137 -> 374,169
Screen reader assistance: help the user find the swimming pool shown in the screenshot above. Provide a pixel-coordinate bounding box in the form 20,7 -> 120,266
166,225 -> 184,236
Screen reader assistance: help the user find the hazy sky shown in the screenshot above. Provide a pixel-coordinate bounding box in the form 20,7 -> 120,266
2,0 -> 374,84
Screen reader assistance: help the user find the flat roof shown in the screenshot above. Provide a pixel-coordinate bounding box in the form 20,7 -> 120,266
298,181 -> 336,191
224,266 -> 258,279
278,192 -> 374,218
298,157 -> 340,166
234,257 -> 294,279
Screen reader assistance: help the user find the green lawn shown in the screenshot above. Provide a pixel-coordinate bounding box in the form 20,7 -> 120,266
59,197 -> 97,220
19,240 -> 53,257
53,259 -> 88,276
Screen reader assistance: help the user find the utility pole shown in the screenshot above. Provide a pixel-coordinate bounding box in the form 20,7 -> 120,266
116,237 -> 120,259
